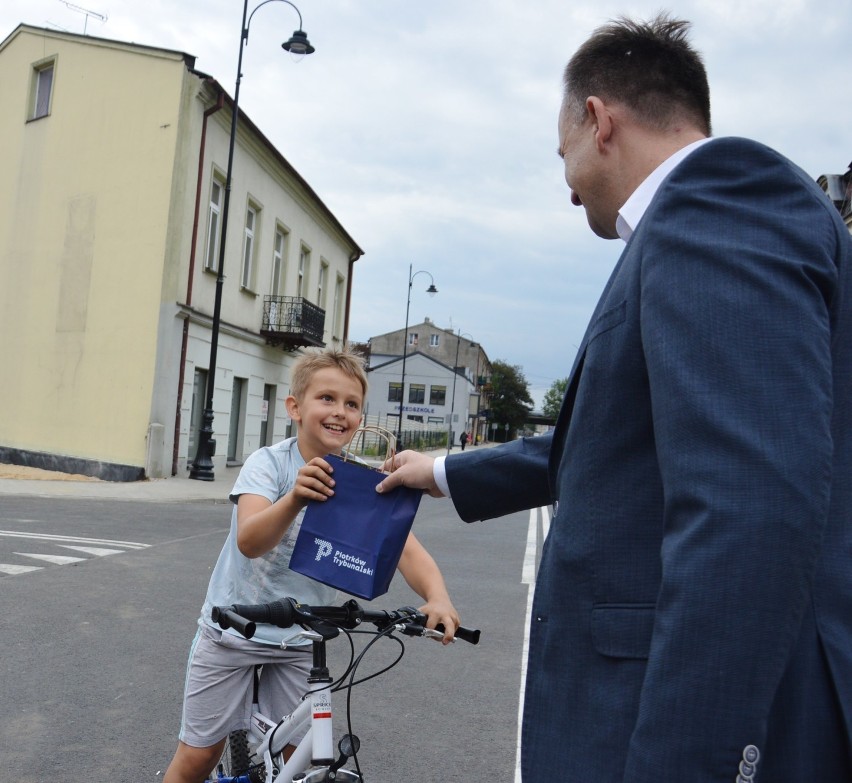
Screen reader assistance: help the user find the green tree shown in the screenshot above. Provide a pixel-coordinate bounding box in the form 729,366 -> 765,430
488,360 -> 534,440
542,376 -> 569,419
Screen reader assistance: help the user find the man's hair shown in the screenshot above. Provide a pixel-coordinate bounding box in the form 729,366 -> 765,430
290,346 -> 368,401
563,13 -> 711,135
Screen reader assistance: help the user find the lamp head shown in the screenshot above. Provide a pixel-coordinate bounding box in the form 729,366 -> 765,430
426,283 -> 438,296
282,29 -> 315,61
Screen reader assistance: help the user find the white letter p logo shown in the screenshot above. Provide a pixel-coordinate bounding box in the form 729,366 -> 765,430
314,538 -> 333,561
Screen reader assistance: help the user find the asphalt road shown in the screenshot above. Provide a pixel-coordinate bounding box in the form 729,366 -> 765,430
0,493 -> 530,782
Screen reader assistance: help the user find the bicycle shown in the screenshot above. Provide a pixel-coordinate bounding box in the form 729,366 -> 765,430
203,596 -> 481,783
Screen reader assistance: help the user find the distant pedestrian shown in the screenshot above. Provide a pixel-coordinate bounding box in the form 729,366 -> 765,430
459,431 -> 469,450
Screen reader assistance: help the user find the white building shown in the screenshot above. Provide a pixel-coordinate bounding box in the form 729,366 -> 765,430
364,352 -> 478,448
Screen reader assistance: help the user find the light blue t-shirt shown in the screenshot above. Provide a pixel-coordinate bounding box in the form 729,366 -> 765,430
200,437 -> 337,646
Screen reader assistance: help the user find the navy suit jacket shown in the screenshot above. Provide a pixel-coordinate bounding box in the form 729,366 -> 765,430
446,138 -> 852,781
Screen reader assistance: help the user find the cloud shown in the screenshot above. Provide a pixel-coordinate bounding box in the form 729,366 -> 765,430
2,0 -> 849,409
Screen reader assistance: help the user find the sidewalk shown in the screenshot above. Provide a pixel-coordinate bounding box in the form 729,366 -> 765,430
0,462 -> 241,503
0,443 -> 495,503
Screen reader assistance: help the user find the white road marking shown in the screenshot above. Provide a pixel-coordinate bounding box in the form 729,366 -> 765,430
0,530 -> 150,577
59,545 -> 125,557
0,563 -> 43,575
0,530 -> 149,549
14,552 -> 87,565
516,506 -> 545,783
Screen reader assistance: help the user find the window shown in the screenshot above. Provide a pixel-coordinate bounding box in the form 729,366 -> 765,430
241,204 -> 258,289
270,227 -> 288,294
31,60 -> 55,120
430,334 -> 440,347
408,384 -> 425,404
408,332 -> 418,347
317,261 -> 328,308
388,382 -> 402,403
227,376 -> 247,463
331,274 -> 344,339
204,178 -> 224,271
298,246 -> 310,298
260,384 -> 276,447
430,385 -> 446,405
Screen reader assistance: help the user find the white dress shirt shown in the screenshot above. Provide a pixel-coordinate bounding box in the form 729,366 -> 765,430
615,137 -> 711,240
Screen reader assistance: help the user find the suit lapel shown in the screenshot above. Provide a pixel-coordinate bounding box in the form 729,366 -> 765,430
548,244 -> 633,487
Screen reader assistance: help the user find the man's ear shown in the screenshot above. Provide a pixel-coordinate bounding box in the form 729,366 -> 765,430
586,96 -> 613,150
284,395 -> 300,422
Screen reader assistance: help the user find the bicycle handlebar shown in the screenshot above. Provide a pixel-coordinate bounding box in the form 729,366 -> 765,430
212,597 -> 481,645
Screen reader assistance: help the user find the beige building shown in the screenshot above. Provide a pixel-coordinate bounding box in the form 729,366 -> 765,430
0,24 -> 362,480
368,317 -> 490,381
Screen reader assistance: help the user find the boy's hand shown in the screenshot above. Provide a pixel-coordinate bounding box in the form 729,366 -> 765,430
292,457 -> 336,505
419,598 -> 461,645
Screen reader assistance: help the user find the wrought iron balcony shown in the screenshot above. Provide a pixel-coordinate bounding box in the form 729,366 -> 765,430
261,295 -> 326,349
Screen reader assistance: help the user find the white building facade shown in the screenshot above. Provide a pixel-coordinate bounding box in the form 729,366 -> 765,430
364,352 -> 479,447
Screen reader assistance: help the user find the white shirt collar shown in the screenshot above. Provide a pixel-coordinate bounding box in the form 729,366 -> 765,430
615,137 -> 712,242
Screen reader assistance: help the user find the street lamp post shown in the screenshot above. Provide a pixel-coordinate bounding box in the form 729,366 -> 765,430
446,330 -> 474,456
190,0 -> 314,481
397,263 -> 437,449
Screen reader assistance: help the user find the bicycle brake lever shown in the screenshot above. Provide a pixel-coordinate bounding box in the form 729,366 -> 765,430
421,628 -> 454,642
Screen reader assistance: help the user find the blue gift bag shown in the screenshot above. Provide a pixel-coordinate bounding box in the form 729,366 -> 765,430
289,448 -> 422,600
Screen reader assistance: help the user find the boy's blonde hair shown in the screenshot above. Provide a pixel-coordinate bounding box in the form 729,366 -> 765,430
290,346 -> 368,401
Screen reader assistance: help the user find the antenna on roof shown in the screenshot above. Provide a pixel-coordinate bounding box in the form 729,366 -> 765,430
58,0 -> 108,35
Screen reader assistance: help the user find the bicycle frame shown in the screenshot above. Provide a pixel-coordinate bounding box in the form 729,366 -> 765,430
248,686 -> 336,782
209,630 -> 360,783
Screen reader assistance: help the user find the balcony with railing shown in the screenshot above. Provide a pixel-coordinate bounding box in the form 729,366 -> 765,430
261,295 -> 326,349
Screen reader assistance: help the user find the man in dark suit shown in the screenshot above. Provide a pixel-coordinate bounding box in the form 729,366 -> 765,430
377,13 -> 852,782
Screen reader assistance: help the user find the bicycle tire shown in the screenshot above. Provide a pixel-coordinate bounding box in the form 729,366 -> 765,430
228,729 -> 252,773
206,730 -> 265,782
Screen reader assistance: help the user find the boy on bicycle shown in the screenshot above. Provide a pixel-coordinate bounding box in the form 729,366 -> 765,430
164,347 -> 461,783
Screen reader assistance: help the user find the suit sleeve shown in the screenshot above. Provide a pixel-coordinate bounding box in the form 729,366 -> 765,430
445,432 -> 554,522
623,140 -> 839,776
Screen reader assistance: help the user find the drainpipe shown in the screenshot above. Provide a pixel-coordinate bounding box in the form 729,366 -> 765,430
172,87 -> 224,475
342,249 -> 362,343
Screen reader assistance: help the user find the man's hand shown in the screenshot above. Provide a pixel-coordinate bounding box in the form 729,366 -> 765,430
375,450 -> 444,497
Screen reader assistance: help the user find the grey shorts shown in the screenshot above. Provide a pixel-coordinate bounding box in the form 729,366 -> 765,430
179,624 -> 313,748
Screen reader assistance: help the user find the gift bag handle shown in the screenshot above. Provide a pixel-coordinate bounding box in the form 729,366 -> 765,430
343,426 -> 398,472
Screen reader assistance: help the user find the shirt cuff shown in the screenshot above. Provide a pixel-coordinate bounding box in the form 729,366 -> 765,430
433,456 -> 451,497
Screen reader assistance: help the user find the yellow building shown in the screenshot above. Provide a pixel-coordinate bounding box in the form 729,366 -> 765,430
0,24 -> 362,480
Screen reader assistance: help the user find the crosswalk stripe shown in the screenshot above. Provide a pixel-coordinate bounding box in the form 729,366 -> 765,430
0,563 -> 43,575
59,545 -> 124,557
15,552 -> 87,565
0,530 -> 149,549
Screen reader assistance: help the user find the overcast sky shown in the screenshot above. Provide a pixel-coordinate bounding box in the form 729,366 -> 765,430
3,1 -> 850,407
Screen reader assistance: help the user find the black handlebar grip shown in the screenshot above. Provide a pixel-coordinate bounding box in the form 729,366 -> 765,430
212,606 -> 257,639
435,623 -> 481,645
230,599 -> 299,628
